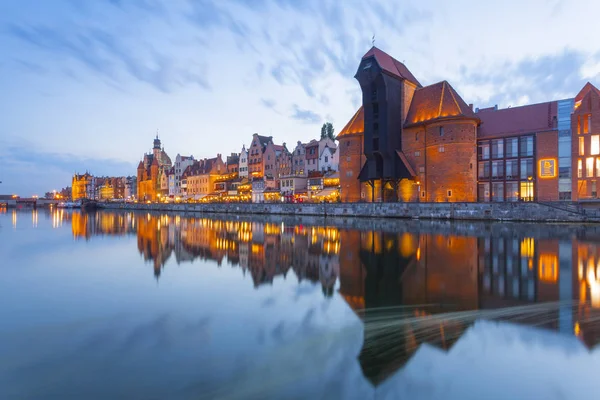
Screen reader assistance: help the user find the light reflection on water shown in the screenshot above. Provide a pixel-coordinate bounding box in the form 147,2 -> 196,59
1,208 -> 600,399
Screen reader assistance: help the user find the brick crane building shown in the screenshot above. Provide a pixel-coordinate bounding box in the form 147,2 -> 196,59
339,46 -> 600,203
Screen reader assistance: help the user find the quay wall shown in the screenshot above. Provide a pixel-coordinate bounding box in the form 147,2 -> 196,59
97,202 -> 595,223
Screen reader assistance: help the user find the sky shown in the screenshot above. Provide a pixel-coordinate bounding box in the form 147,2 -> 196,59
2,0 -> 600,196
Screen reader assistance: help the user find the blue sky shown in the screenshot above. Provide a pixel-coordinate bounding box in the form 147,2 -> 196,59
2,0 -> 600,196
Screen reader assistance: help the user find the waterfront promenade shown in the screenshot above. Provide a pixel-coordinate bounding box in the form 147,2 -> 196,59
98,201 -> 596,223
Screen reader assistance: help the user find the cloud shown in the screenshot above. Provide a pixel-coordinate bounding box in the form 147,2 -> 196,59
7,23 -> 211,92
260,98 -> 276,110
456,49 -> 587,107
0,141 -> 134,195
290,104 -> 322,124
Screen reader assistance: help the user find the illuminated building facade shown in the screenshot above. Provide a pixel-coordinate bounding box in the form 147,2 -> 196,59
182,155 -> 225,200
137,135 -> 172,202
572,83 -> 600,200
71,172 -> 95,200
338,46 -> 600,203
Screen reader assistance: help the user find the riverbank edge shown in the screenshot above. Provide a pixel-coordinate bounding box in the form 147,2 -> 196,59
96,202 -> 595,223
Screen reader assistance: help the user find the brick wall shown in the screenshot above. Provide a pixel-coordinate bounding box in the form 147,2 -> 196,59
536,130 -> 559,201
339,133 -> 365,202
571,88 -> 600,200
403,121 -> 477,202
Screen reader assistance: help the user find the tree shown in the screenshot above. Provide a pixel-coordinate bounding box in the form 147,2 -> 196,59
320,122 -> 335,141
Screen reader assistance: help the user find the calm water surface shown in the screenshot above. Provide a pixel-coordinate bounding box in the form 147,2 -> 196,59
1,208 -> 600,399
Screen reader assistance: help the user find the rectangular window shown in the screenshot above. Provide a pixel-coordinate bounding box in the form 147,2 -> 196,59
520,158 -> 533,180
492,160 -> 504,180
506,138 -> 518,158
478,161 -> 490,179
373,103 -> 379,118
584,114 -> 591,134
506,182 -> 519,202
580,136 -> 585,155
506,159 -> 518,180
578,159 -> 583,178
587,157 -> 594,177
414,151 -> 420,157
478,142 -> 490,160
520,136 -> 534,157
478,182 -> 490,202
520,181 -> 534,202
447,190 -> 452,197
373,138 -> 379,150
419,166 -> 425,174
559,167 -> 571,178
440,126 -> 444,136
492,182 -> 504,202
439,145 -> 445,153
592,135 -> 600,155
491,139 -> 504,159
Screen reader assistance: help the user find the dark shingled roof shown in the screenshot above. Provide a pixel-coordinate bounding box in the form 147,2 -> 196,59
361,46 -> 421,88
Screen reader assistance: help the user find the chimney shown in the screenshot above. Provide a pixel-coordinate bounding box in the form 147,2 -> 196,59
468,103 -> 473,110
494,104 -> 498,111
475,107 -> 479,113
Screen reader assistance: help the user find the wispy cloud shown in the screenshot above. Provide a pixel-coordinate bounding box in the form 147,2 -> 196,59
260,98 -> 276,110
290,104 -> 321,124
7,23 -> 210,93
457,49 -> 587,107
0,140 -> 134,195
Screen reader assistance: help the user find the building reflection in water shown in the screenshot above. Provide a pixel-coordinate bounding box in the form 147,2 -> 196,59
34,208 -> 600,384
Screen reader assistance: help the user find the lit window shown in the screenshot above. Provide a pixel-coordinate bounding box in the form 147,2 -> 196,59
597,158 -> 600,178
439,145 -> 445,153
592,135 -> 599,155
414,151 -> 420,157
580,137 -> 586,155
587,157 -> 594,177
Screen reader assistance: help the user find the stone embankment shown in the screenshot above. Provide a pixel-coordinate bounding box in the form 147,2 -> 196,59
97,202 -> 598,223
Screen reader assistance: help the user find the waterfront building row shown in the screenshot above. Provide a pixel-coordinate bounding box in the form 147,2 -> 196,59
72,173 -> 136,201
337,46 -> 600,204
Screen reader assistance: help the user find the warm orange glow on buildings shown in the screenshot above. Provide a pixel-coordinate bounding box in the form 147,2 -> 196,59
538,254 -> 558,282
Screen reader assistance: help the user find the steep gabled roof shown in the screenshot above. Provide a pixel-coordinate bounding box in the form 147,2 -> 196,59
254,134 -> 272,148
361,46 -> 421,87
337,106 -> 364,139
404,81 -> 479,128
575,82 -> 600,104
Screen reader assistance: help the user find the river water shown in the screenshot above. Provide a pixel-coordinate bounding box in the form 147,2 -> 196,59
1,208 -> 599,399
